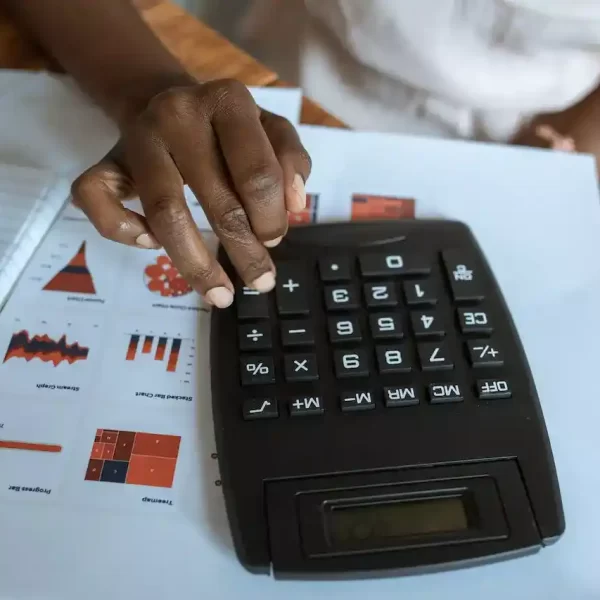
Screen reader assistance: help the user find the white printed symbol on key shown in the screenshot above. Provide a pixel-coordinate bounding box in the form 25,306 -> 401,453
453,264 -> 473,281
332,289 -> 349,303
283,279 -> 300,292
474,345 -> 498,358
246,362 -> 269,375
294,359 -> 308,372
372,286 -> 389,300
249,400 -> 271,414
421,315 -> 434,329
429,346 -> 445,362
386,255 -> 403,269
246,329 -> 263,342
415,284 -> 425,297
242,287 -> 260,296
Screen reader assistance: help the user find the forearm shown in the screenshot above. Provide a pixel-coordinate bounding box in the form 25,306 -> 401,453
3,0 -> 193,125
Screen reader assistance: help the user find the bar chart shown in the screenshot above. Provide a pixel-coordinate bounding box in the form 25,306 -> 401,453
125,333 -> 185,374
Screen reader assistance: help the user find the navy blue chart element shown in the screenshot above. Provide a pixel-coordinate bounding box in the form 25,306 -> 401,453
211,219 -> 565,580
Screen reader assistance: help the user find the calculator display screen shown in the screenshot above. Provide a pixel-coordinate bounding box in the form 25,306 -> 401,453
328,497 -> 469,545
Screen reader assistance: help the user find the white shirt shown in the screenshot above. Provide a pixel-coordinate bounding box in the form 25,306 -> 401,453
243,0 -> 600,141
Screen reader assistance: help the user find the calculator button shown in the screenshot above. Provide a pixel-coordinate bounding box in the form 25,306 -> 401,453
359,252 -> 431,277
417,342 -> 454,370
289,396 -> 324,417
467,340 -> 504,366
281,319 -> 314,347
243,398 -> 278,420
334,349 -> 370,378
236,286 -> 269,320
403,280 -> 438,305
275,262 -> 309,315
457,308 -> 493,335
240,355 -> 276,385
476,379 -> 512,399
340,390 -> 375,412
324,284 -> 360,311
328,316 -> 362,343
238,323 -> 272,351
369,313 -> 404,340
384,386 -> 420,407
442,250 -> 485,302
428,383 -> 463,404
319,257 -> 352,281
376,345 -> 412,373
284,353 -> 319,382
363,282 -> 398,308
410,310 -> 444,338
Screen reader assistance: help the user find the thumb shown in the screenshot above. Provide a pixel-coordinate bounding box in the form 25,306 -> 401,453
71,147 -> 161,249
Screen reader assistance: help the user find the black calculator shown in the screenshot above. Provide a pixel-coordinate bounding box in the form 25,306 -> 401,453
210,219 -> 565,579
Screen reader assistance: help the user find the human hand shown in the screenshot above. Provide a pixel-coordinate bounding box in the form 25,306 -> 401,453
71,77 -> 311,308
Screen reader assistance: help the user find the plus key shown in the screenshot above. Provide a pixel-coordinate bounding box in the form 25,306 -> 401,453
275,261 -> 309,315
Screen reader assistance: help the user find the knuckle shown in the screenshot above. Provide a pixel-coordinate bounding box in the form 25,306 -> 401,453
204,78 -> 252,112
179,261 -> 218,289
145,88 -> 195,126
146,195 -> 186,228
95,217 -> 129,241
70,170 -> 100,203
215,204 -> 251,239
239,166 -> 283,204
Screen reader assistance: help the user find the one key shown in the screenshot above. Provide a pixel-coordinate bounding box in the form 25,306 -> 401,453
363,282 -> 398,308
334,349 -> 370,378
284,353 -> 319,382
457,308 -> 493,334
410,310 -> 444,337
417,341 -> 454,370
428,383 -> 463,404
369,312 -> 404,340
275,261 -> 309,315
236,285 -> 269,320
340,390 -> 375,412
281,319 -> 315,347
243,398 -> 279,420
467,340 -> 504,366
240,355 -> 275,385
319,256 -> 352,282
238,322 -> 272,351
476,379 -> 511,399
328,315 -> 362,343
442,249 -> 485,301
359,252 -> 431,277
384,386 -> 420,407
289,395 -> 324,417
403,279 -> 438,305
376,345 -> 412,373
324,284 -> 360,311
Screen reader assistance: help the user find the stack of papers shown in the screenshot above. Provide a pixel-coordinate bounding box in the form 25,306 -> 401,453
0,70 -> 599,600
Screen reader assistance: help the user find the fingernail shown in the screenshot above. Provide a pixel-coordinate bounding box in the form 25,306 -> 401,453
135,233 -> 160,249
264,236 -> 282,248
205,286 -> 234,308
251,271 -> 275,292
291,173 -> 306,211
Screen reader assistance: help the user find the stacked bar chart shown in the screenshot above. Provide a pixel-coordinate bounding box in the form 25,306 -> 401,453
125,333 -> 184,373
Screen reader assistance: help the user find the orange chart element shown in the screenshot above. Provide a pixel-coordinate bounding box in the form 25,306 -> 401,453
144,255 -> 193,297
289,193 -> 319,226
85,429 -> 181,489
0,440 -> 62,453
125,334 -> 181,372
43,242 -> 96,294
3,330 -> 89,366
351,194 -> 415,221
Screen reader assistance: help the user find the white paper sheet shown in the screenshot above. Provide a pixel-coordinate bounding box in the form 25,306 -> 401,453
1,118 -> 600,599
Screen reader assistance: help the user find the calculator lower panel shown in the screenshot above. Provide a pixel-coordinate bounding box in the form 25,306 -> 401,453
263,459 -> 541,578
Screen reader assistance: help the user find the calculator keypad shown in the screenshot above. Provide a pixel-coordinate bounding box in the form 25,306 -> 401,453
235,244 -> 510,417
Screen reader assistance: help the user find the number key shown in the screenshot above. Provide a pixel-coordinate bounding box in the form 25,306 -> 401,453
410,310 -> 444,337
403,279 -> 438,305
458,308 -> 493,334
334,349 -> 369,378
364,282 -> 398,308
369,312 -> 403,340
325,284 -> 360,311
376,345 -> 412,373
417,342 -> 454,371
328,316 -> 362,343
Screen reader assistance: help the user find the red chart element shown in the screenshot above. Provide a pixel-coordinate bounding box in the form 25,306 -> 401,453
3,330 -> 89,366
85,429 -> 181,488
144,255 -> 192,297
43,242 -> 96,294
124,334 -> 181,372
351,194 -> 415,221
289,193 -> 319,226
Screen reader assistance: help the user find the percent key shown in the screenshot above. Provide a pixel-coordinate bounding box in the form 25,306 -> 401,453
240,355 -> 276,385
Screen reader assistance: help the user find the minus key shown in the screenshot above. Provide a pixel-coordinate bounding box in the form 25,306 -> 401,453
281,319 -> 315,347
